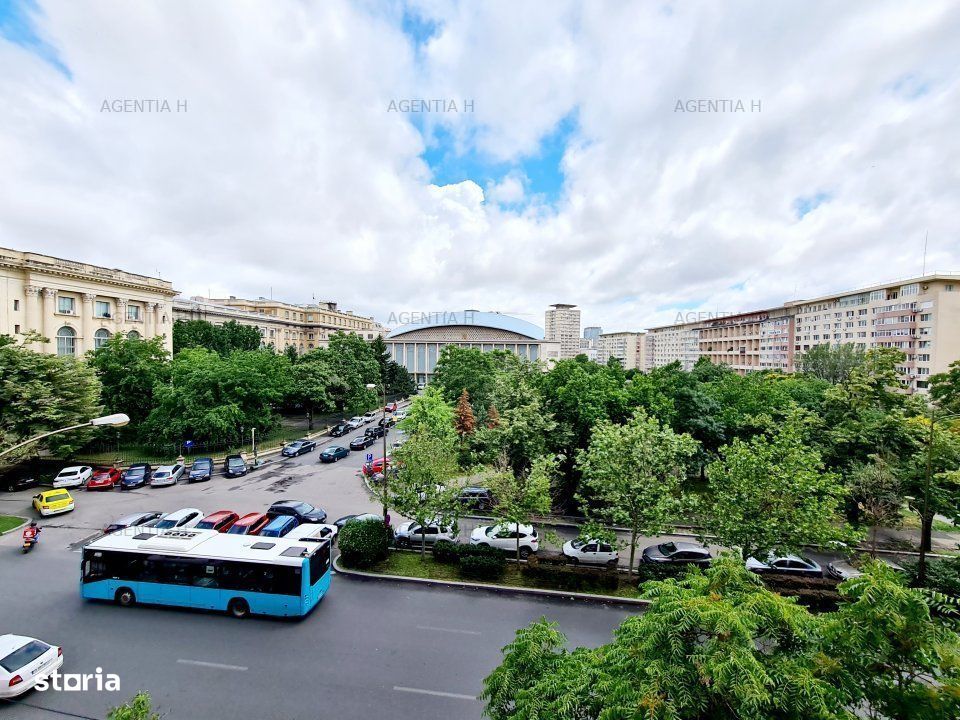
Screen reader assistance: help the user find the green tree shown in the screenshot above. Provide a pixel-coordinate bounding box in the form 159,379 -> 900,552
847,455 -> 903,556
432,345 -> 497,417
483,367 -> 557,476
107,692 -> 160,720
0,333 -> 102,461
87,334 -> 169,429
143,348 -> 291,444
576,409 -> 698,575
400,385 -> 456,442
172,319 -> 261,355
324,332 -> 380,413
288,356 -> 337,430
482,555 -> 851,720
930,358 -> 960,415
703,410 -> 858,561
284,344 -> 299,364
797,343 -> 866,384
485,454 -> 556,561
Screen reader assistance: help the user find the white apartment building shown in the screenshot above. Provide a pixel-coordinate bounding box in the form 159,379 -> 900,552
644,323 -> 701,371
596,331 -> 646,370
544,303 -> 581,359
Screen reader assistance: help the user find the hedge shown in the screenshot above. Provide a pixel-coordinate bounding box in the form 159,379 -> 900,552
521,563 -> 620,592
432,539 -> 460,564
338,518 -> 393,569
459,553 -> 506,580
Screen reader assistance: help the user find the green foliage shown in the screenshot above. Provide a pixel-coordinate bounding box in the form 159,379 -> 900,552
107,692 -> 160,720
485,454 -> 556,561
0,333 -> 102,460
930,358 -> 960,415
847,454 -> 903,551
142,347 -> 291,444
287,356 -> 336,429
432,346 -> 498,416
521,563 -> 619,591
703,409 -> 859,561
172,319 -> 261,355
400,385 -> 456,441
577,409 -> 698,573
338,517 -> 392,568
458,553 -> 505,580
87,334 -> 169,428
797,343 -> 866,384
432,539 -> 460,563
904,556 -> 960,598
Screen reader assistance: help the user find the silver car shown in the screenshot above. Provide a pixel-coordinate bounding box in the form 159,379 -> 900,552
150,464 -> 185,487
394,521 -> 456,548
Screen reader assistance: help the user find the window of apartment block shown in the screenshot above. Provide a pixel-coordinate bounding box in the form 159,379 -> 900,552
56,326 -> 76,355
869,290 -> 886,302
94,329 -> 111,349
946,284 -> 955,291
58,296 -> 75,314
127,305 -> 140,321
95,300 -> 111,318
920,313 -> 932,322
13,299 -> 19,311
14,324 -> 20,334
900,283 -> 919,296
917,367 -> 930,375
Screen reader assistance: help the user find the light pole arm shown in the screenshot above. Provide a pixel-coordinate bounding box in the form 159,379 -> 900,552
0,422 -> 93,459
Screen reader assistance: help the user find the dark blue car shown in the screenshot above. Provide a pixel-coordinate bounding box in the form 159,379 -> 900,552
259,515 -> 299,538
120,463 -> 152,490
319,446 -> 349,463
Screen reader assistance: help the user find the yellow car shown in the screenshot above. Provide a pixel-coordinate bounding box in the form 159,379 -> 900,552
32,489 -> 75,517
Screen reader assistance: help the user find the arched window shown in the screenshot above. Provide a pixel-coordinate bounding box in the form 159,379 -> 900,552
56,326 -> 76,356
127,330 -> 141,341
94,328 -> 111,349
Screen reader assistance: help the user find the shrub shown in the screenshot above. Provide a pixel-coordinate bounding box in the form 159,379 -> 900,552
432,539 -> 460,564
338,518 -> 392,569
903,556 -> 960,597
634,561 -> 688,582
457,543 -> 504,560
521,563 -> 620,592
459,553 -> 506,581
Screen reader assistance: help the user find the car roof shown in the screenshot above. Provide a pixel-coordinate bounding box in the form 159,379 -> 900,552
265,515 -> 296,527
193,457 -> 213,463
93,467 -> 115,474
667,541 -> 709,552
129,462 -> 149,467
233,512 -> 267,525
40,489 -> 70,497
155,465 -> 178,472
59,466 -> 85,473
161,507 -> 203,520
271,500 -> 304,508
202,510 -> 237,521
116,511 -> 160,523
490,522 -> 533,533
0,634 -> 39,655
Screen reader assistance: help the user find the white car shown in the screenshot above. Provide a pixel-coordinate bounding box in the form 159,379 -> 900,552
346,417 -> 364,430
0,634 -> 63,698
826,557 -> 905,581
52,466 -> 92,489
285,523 -> 338,543
153,508 -> 205,529
746,553 -> 822,577
562,538 -> 619,566
362,411 -> 379,424
395,521 -> 456,548
470,523 -> 539,558
150,464 -> 185,487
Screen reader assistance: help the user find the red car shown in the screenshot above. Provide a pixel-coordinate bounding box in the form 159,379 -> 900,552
86,467 -> 120,490
362,457 -> 390,476
196,510 -> 240,533
226,512 -> 271,536
384,402 -> 398,413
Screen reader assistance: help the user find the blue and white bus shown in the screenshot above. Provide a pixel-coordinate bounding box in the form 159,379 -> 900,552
80,528 -> 331,618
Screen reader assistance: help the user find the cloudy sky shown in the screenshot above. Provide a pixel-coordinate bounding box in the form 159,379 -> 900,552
1,0 -> 958,333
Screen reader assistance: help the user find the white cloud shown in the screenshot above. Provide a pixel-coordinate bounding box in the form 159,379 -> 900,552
1,0 -> 958,335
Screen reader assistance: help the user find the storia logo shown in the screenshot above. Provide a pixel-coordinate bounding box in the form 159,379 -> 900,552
36,668 -> 120,692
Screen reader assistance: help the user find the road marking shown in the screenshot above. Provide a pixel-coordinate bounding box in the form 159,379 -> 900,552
416,625 -> 481,636
393,686 -> 478,701
177,659 -> 248,671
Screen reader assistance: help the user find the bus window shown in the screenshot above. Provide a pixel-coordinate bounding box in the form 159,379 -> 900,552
309,543 -> 330,585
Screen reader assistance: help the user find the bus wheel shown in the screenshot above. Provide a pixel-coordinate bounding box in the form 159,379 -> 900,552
228,598 -> 250,619
115,588 -> 136,607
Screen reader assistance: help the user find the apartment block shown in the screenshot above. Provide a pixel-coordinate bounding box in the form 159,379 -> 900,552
544,303 -> 581,359
596,331 -> 646,370
643,274 -> 960,393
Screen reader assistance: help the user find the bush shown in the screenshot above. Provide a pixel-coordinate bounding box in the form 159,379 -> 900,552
456,543 -> 504,560
338,518 -> 392,569
459,553 -> 506,581
432,539 -> 460,564
521,563 -> 620,592
903,556 -> 960,598
634,561 -> 689,582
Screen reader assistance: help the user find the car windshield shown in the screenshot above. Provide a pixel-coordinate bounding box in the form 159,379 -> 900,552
288,442 -> 302,448
227,524 -> 247,535
571,539 -> 586,549
227,458 -> 244,467
293,503 -> 313,514
127,468 -> 145,476
196,520 -> 215,529
659,542 -> 678,554
154,472 -> 168,478
0,640 -> 50,672
47,492 -> 70,502
155,519 -> 177,529
194,461 -> 211,470
57,471 -> 77,477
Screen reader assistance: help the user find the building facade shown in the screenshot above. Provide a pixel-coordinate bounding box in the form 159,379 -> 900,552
644,274 -> 960,393
596,331 -> 646,370
544,303 -> 581,359
175,296 -> 384,353
583,326 -> 602,343
385,310 -> 562,384
0,247 -> 177,355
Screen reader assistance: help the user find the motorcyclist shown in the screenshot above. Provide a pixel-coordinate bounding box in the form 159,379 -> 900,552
22,521 -> 40,544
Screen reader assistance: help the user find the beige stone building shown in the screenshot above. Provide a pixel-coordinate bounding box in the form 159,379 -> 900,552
544,303 -> 581,359
596,331 -> 646,370
174,296 -> 385,353
0,247 -> 177,355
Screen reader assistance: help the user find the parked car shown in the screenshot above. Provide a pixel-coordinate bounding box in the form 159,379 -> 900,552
2,473 -> 40,493
150,464 -> 185,488
346,417 -> 364,430
103,511 -> 163,534
52,466 -> 92,489
378,416 -> 396,429
641,541 -> 713,567
282,439 -> 317,457
362,457 -> 390,476
746,553 -> 822,577
196,510 -> 240,532
470,523 -> 539,558
362,411 -> 379,424
365,424 -> 386,439
349,435 -> 375,450
86,467 -> 120,491
562,538 -> 619,566
384,402 -> 398,413
120,463 -> 152,490
394,410 -> 408,421
153,508 -> 205,530
394,521 -> 455,548
329,423 -> 349,438
268,500 -> 328,524
825,556 -> 905,581
458,487 -> 495,511
188,457 -> 214,483
223,455 -> 248,478
0,634 -> 63,699
285,522 -> 338,543
259,515 -> 299,538
32,489 -> 75,517
333,513 -> 383,529
226,512 -> 271,536
319,445 -> 350,463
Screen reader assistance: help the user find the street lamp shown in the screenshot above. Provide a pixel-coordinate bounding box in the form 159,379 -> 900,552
917,407 -> 960,584
366,382 -> 390,523
0,413 -> 130,458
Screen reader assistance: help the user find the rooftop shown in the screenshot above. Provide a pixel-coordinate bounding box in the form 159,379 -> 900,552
386,310 -> 546,340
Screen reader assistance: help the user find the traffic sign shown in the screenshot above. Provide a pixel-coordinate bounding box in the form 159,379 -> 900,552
365,453 -> 373,463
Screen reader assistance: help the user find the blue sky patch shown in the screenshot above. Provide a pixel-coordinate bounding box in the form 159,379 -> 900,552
889,73 -> 929,100
0,0 -> 71,78
401,6 -> 439,53
793,191 -> 831,220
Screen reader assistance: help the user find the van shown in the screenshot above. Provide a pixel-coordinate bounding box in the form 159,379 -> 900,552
226,512 -> 271,536
259,515 -> 299,538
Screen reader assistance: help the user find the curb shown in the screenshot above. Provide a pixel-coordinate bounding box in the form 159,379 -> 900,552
332,557 -> 649,607
0,517 -> 30,536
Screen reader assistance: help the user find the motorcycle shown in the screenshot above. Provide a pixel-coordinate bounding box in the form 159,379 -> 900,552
21,528 -> 40,554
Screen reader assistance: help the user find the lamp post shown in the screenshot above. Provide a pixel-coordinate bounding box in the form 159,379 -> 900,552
917,407 -> 960,584
0,413 -> 130,458
366,382 -> 389,523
